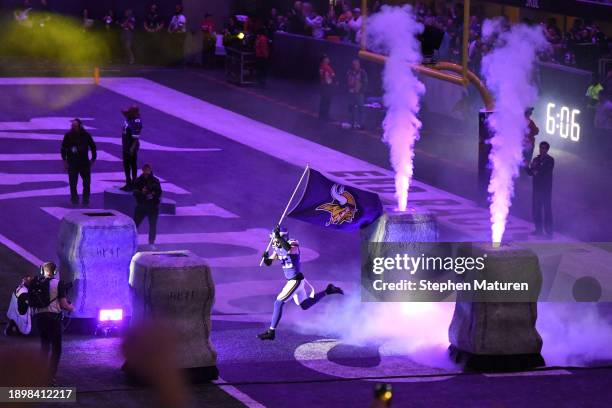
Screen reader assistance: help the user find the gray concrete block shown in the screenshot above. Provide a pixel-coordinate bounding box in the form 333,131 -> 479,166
57,210 -> 137,318
360,209 -> 438,243
361,209 -> 439,301
449,243 -> 544,356
129,250 -> 217,369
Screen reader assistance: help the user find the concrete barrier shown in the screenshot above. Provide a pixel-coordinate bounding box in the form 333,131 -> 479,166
129,250 -> 218,381
361,209 -> 439,301
57,210 -> 137,319
448,243 -> 545,371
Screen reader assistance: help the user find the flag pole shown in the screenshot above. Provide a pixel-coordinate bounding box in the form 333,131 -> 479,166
259,163 -> 310,266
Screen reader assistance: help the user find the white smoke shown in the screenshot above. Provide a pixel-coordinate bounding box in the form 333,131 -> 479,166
292,291 -> 457,370
538,303 -> 612,366
367,5 -> 425,212
481,20 -> 549,243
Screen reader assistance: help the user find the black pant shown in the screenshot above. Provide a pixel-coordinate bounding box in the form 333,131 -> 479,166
134,204 -> 159,245
319,85 -> 333,120
256,57 -> 268,85
533,189 -> 553,234
35,313 -> 62,377
348,93 -> 365,126
68,165 -> 91,204
123,151 -> 138,186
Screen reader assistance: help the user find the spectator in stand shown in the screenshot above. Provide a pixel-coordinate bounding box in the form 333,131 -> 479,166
168,5 -> 187,65
468,33 -> 483,73
255,28 -> 271,86
103,9 -> 116,30
277,14 -> 289,32
543,18 -> 563,62
323,7 -> 339,38
36,0 -> 52,29
225,15 -> 240,36
14,0 -> 33,28
303,3 -> 324,40
201,13 -> 217,67
82,9 -> 94,31
201,13 -> 216,34
288,1 -> 305,35
319,55 -> 336,121
267,8 -> 279,33
102,9 -> 119,62
346,59 -> 368,129
348,8 -> 363,45
415,1 -> 428,20
336,3 -> 353,42
143,4 -> 164,64
121,9 -> 136,65
168,4 -> 187,34
144,4 -> 164,33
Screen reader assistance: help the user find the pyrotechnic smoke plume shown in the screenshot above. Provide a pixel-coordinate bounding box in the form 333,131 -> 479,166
293,291 -> 456,369
538,303 -> 612,366
481,20 -> 549,243
367,5 -> 425,212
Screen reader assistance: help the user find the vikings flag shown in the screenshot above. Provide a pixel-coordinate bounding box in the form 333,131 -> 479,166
287,168 -> 383,231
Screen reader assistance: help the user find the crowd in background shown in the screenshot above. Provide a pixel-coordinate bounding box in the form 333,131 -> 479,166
258,1 -> 611,75
5,0 -> 612,74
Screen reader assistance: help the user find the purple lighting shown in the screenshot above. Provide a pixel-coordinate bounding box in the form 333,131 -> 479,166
98,308 -> 123,322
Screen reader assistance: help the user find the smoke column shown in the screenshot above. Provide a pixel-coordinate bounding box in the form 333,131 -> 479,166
367,6 -> 425,212
481,20 -> 548,243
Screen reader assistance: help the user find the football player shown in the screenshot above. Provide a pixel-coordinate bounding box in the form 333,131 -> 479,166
258,225 -> 343,341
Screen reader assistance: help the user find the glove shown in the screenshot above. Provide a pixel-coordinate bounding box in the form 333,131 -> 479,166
273,225 -> 281,238
262,251 -> 269,259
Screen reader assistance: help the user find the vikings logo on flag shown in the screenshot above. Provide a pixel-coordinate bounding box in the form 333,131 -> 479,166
287,168 -> 382,231
316,184 -> 358,226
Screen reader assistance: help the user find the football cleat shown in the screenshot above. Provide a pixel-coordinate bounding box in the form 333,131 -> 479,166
325,283 -> 344,295
257,329 -> 276,341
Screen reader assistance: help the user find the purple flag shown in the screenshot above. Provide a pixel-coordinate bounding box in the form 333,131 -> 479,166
287,168 -> 383,231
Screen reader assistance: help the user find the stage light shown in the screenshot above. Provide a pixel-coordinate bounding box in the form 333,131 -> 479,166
95,309 -> 124,336
237,32 -> 245,40
98,308 -> 123,322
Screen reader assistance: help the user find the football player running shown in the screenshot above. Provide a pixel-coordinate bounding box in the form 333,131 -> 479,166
258,225 -> 344,341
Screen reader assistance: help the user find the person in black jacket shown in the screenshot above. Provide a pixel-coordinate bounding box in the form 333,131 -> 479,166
120,106 -> 142,191
526,141 -> 555,237
60,118 -> 97,206
133,163 -> 162,247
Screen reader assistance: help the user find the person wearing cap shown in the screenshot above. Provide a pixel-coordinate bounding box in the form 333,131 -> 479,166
120,106 -> 142,191
60,118 -> 97,206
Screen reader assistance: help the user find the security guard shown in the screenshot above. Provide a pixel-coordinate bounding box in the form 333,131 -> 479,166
60,118 -> 97,206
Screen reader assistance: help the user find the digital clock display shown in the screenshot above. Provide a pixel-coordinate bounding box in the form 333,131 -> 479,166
545,102 -> 581,142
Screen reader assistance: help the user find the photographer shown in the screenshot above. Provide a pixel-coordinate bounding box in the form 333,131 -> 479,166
30,262 -> 74,385
133,164 -> 162,248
